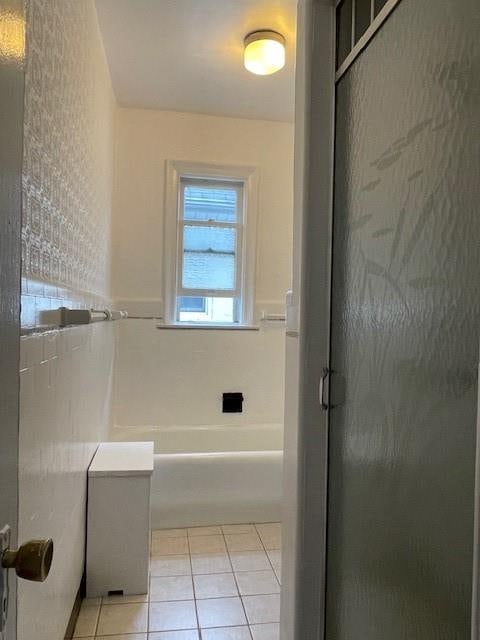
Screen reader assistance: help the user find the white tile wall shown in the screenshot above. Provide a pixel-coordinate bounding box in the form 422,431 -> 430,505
112,320 -> 286,428
17,323 -> 115,640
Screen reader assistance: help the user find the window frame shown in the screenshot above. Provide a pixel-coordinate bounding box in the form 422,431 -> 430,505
177,177 -> 244,300
164,160 -> 259,327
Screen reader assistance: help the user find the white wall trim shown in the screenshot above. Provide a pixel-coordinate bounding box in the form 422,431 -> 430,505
288,1 -> 336,639
164,160 -> 259,326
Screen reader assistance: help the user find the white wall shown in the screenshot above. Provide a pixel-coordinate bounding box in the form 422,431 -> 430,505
111,109 -> 294,428
19,2 -> 115,639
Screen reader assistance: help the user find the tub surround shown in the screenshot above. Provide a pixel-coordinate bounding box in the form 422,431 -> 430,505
113,320 -> 286,429
111,108 -> 294,433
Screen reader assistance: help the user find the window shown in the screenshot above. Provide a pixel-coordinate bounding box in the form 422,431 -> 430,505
336,0 -> 391,70
164,162 -> 258,326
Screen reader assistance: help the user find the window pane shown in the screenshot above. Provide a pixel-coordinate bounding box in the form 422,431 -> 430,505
177,296 -> 237,323
374,0 -> 387,16
179,296 -> 206,312
183,183 -> 239,223
182,225 -> 237,290
337,0 -> 353,69
355,0 -> 372,42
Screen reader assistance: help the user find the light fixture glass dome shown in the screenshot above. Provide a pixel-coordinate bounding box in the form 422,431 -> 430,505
244,31 -> 286,76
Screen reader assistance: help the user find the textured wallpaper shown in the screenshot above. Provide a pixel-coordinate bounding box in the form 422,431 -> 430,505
22,0 -> 114,298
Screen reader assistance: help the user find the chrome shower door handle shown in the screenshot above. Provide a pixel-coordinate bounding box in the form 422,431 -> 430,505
319,367 -> 330,410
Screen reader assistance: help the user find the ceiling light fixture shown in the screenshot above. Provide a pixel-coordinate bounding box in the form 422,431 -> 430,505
244,30 -> 286,76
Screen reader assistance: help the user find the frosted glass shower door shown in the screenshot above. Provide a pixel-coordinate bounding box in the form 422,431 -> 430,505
326,1 -> 480,638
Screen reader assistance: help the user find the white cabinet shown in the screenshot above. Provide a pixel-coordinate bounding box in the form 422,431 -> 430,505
86,442 -> 154,597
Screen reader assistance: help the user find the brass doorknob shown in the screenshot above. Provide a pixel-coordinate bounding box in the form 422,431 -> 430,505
1,538 -> 53,582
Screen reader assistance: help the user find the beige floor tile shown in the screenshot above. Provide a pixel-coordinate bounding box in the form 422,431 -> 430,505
266,550 -> 282,583
102,593 -> 149,605
150,555 -> 192,577
250,623 -> 280,640
96,603 -> 148,636
188,534 -> 226,555
196,596 -> 247,628
150,575 -> 194,602
148,632 -> 199,639
255,524 -> 281,550
149,600 -> 197,632
187,526 -> 222,536
73,603 -> 99,637
152,529 -> 187,539
222,524 -> 256,535
273,567 -> 281,585
235,570 -> 280,596
229,551 -> 270,573
81,597 -> 101,606
193,573 -> 238,599
255,523 -> 281,535
242,594 -> 280,625
201,627 -> 252,639
225,533 -> 263,552
96,635 -> 147,640
191,552 -> 231,575
266,550 -> 281,572
151,537 -> 189,556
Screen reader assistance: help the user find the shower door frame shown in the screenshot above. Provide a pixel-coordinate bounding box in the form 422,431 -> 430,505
293,1 -> 334,638
294,0 -> 480,638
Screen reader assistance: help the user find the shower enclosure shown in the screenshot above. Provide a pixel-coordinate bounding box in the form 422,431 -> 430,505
324,0 -> 480,638
283,0 -> 480,638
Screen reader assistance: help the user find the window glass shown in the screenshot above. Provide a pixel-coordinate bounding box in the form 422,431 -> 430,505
177,296 -> 236,323
355,0 -> 372,42
337,0 -> 353,68
183,183 -> 239,223
182,225 -> 237,291
374,0 -> 388,16
179,296 -> 206,312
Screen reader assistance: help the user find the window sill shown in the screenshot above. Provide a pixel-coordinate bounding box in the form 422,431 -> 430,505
156,323 -> 260,331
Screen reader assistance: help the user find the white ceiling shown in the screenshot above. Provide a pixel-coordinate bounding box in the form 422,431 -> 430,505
95,0 -> 297,122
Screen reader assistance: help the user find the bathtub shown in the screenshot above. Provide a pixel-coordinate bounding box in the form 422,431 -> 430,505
110,424 -> 284,529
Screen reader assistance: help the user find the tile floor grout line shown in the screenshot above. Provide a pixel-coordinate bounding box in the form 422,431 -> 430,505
224,527 -> 256,638
146,565 -> 150,638
255,523 -> 281,585
186,527 -> 201,637
231,556 -> 254,640
93,599 -> 101,638
146,528 -> 151,638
